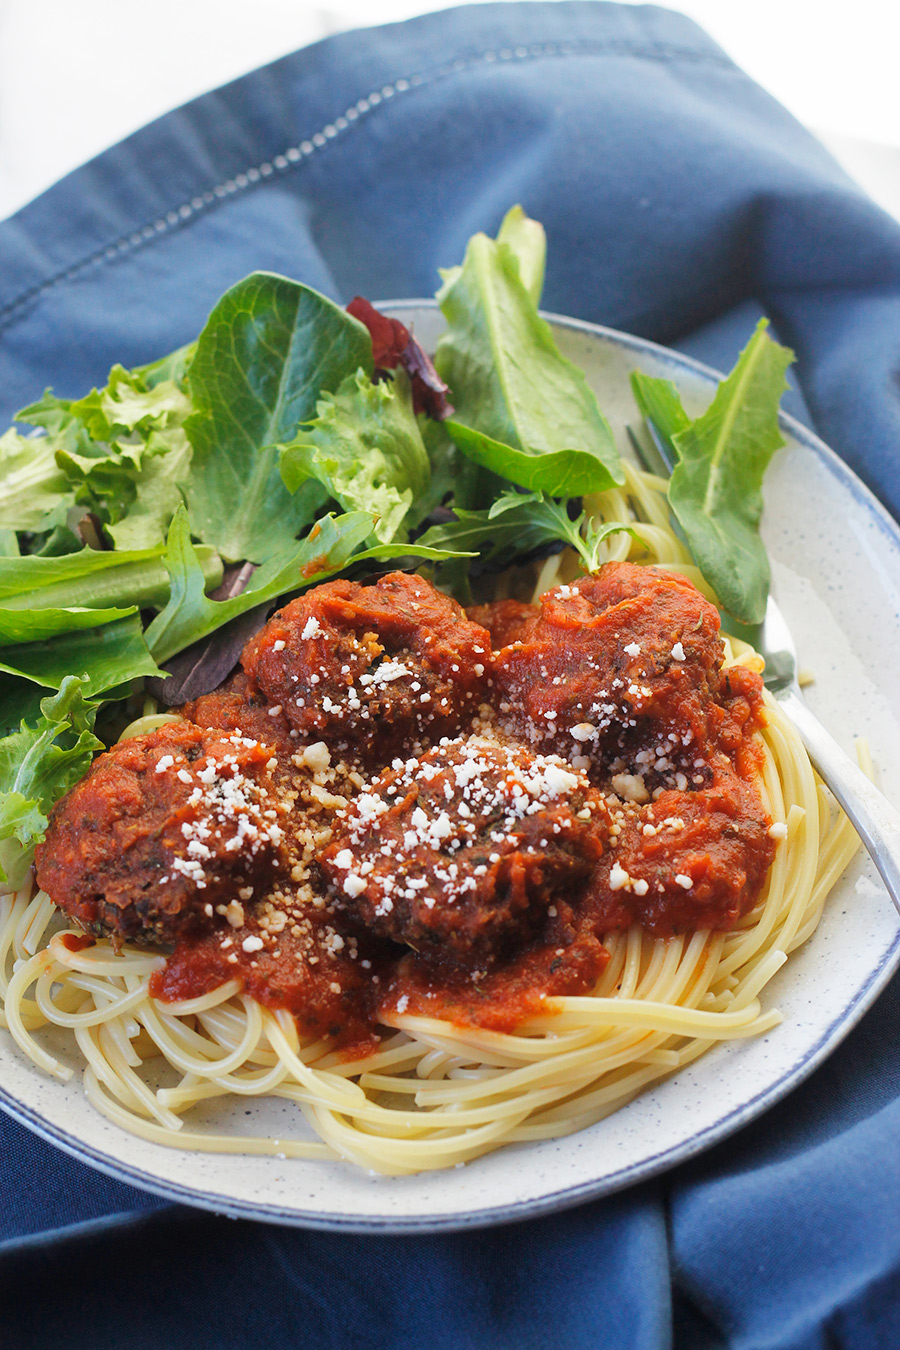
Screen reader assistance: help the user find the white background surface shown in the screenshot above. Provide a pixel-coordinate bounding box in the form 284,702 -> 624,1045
0,0 -> 899,221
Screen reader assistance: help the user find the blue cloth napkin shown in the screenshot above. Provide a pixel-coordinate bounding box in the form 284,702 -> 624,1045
2,5 -> 900,1346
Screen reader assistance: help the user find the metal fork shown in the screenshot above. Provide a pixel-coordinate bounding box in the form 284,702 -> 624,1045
627,421 -> 900,917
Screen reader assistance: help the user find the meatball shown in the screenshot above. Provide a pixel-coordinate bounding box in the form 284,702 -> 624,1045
180,671 -> 295,757
467,599 -> 540,649
491,564 -> 724,779
35,723 -> 284,946
242,572 -> 493,765
320,736 -> 606,959
582,759 -> 776,934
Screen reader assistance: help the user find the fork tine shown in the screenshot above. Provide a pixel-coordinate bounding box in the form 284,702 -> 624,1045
644,418 -> 676,475
626,421 -> 674,478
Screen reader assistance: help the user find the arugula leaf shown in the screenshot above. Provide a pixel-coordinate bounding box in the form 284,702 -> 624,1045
145,508 -> 467,666
0,429 -> 73,532
0,615 -> 161,697
434,210 -> 623,499
184,272 -> 373,562
419,490 -> 641,575
444,420 -> 620,497
0,676 -> 102,885
279,370 -> 430,543
661,321 -> 793,624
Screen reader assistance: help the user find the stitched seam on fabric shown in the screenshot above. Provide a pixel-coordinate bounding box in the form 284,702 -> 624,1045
0,37 -> 736,334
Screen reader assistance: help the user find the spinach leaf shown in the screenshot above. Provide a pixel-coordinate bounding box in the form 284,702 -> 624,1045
650,321 -> 793,625
279,370 -> 430,543
0,676 -> 102,885
184,272 -> 373,562
434,210 -> 623,500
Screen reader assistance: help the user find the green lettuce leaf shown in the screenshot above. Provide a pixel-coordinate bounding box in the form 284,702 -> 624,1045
184,272 -> 373,562
145,507 -> 468,665
638,321 -> 793,624
16,359 -> 196,548
279,370 -> 430,543
0,542 -> 221,612
0,429 -> 74,532
443,420 -> 620,497
629,372 -> 691,467
496,204 -> 546,305
0,615 -> 161,696
434,209 -> 623,502
0,605 -> 137,645
0,676 -> 102,885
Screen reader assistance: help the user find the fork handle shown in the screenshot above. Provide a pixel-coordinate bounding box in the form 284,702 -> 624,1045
778,689 -> 900,917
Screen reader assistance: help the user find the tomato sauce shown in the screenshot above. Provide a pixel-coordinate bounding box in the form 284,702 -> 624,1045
44,565 -> 776,1054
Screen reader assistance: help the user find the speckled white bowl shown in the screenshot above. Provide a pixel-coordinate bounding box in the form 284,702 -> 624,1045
3,307 -> 899,1231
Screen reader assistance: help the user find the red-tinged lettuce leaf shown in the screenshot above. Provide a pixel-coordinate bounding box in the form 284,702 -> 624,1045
146,562 -> 263,705
347,296 -> 453,420
347,297 -> 409,367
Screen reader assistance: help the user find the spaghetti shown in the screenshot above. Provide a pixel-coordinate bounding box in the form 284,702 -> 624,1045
0,466 -> 861,1175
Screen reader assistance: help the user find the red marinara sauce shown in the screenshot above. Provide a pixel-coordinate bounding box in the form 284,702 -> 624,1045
38,566 -> 776,1051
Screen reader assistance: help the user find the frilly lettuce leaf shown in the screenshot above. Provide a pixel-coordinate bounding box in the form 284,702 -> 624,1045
15,360 -> 196,549
0,429 -> 73,532
0,676 -> 102,885
279,369 -> 430,543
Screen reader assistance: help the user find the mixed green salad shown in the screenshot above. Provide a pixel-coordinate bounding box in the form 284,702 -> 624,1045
0,207 -> 792,888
